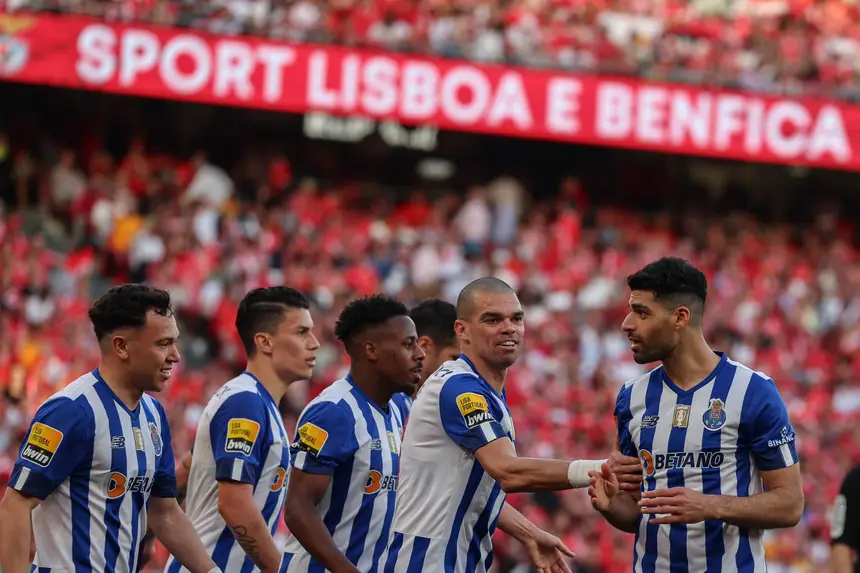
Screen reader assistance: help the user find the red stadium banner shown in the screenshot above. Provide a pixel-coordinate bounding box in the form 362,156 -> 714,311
1,12 -> 859,170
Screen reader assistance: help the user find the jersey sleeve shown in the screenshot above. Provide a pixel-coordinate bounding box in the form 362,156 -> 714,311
831,467 -> 860,549
152,399 -> 178,498
743,378 -> 799,471
9,398 -> 93,500
438,374 -> 507,453
209,392 -> 270,485
290,401 -> 359,475
614,384 -> 637,458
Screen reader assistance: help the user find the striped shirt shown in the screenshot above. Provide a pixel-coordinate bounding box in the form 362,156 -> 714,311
165,372 -> 290,573
390,393 -> 413,424
9,369 -> 177,573
384,355 -> 515,573
280,376 -> 407,573
615,352 -> 800,573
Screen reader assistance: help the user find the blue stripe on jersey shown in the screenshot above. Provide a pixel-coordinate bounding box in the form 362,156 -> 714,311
71,397 -> 96,572
130,402 -> 154,573
94,382 -> 127,573
444,462 -> 485,571
345,395 -> 383,564
666,388 -> 693,573
465,481 -> 503,572
639,370 -> 664,573
703,363 -> 734,572
261,398 -> 289,538
370,411 -> 398,572
279,552 -> 293,573
212,525 -> 238,570
735,387 -> 756,573
406,537 -> 431,573
312,432 -> 357,573
166,555 -> 182,573
384,532 -> 405,573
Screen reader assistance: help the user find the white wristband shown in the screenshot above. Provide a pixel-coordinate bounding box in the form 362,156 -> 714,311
567,460 -> 606,489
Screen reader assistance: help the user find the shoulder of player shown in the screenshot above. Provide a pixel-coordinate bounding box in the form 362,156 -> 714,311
620,366 -> 660,394
298,380 -> 357,425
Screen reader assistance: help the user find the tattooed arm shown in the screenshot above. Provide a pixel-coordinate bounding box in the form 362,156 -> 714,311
218,481 -> 283,573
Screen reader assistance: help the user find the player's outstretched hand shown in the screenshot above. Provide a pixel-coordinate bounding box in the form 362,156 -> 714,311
608,450 -> 643,492
523,529 -> 575,573
638,487 -> 716,525
588,463 -> 619,512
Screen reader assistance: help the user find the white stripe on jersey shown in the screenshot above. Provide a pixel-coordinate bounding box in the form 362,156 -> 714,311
281,377 -> 404,573
617,353 -> 799,573
165,372 -> 290,573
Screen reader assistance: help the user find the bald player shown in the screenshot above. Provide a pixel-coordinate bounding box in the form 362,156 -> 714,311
385,277 -> 642,573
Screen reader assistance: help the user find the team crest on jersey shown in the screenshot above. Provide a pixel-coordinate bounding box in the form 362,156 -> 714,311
226,418 -> 261,456
149,422 -> 163,456
21,423 -> 63,467
296,422 -> 328,457
702,398 -> 727,431
456,392 -> 493,429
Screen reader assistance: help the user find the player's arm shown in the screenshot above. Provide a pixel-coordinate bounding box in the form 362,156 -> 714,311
828,467 -> 859,573
210,393 -> 283,573
439,376 -> 613,493
283,403 -> 360,573
176,449 -> 193,505
146,403 -> 219,573
0,398 -> 91,573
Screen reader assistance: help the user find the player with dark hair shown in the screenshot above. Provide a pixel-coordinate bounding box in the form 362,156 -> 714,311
390,298 -> 462,420
830,464 -> 860,573
589,257 -> 804,572
165,286 -> 319,573
0,284 -> 220,573
386,277 -> 641,573
281,295 -> 425,573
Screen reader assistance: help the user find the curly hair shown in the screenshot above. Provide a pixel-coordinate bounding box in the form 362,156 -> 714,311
88,284 -> 173,341
627,257 -> 708,318
335,295 -> 410,344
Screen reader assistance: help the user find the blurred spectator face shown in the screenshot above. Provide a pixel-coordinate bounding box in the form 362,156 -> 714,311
621,289 -> 682,365
455,290 -> 525,369
370,316 -> 426,396
263,307 -> 321,382
121,311 -> 181,393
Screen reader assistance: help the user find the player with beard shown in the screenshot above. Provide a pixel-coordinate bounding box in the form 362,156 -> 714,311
281,295 -> 425,573
589,257 -> 804,573
385,277 -> 642,573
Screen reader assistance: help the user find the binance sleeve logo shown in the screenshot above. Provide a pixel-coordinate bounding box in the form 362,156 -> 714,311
456,392 -> 493,429
225,418 -> 261,456
22,423 -> 64,467
297,422 -> 329,457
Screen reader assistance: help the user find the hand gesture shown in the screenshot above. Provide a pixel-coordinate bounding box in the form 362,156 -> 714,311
523,529 -> 575,573
639,487 -> 716,525
607,449 -> 643,492
588,463 -> 619,512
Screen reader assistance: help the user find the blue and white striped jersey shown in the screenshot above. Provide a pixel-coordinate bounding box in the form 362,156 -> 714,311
280,376 -> 406,573
9,369 -> 177,573
615,352 -> 800,573
390,393 -> 413,425
384,356 -> 515,573
165,372 -> 290,573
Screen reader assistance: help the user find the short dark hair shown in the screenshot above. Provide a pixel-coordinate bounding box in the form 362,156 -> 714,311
236,287 -> 310,356
88,284 -> 173,341
410,299 -> 457,346
627,257 -> 708,319
456,277 -> 515,319
335,295 -> 409,345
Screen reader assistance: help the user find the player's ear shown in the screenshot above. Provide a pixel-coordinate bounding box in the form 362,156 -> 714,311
364,340 -> 378,361
254,332 -> 273,356
674,306 -> 691,328
112,334 -> 130,360
417,335 -> 434,353
454,319 -> 469,343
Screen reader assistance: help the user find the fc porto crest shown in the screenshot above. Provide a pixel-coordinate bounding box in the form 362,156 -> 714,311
149,422 -> 163,456
702,398 -> 727,431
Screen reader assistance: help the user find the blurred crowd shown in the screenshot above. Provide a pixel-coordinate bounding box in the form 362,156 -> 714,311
5,0 -> 860,99
0,117 -> 857,572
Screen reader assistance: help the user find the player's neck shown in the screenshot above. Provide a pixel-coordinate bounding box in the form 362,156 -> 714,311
466,355 -> 506,395
349,366 -> 393,411
245,361 -> 289,405
661,336 -> 721,391
98,363 -> 143,411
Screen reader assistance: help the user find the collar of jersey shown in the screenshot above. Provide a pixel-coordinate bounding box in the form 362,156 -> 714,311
92,367 -> 141,418
241,370 -> 278,408
345,374 -> 392,416
459,354 -> 505,401
660,351 -> 729,397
